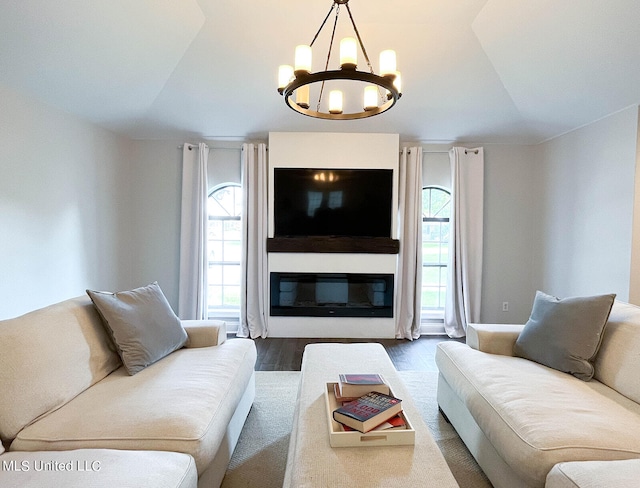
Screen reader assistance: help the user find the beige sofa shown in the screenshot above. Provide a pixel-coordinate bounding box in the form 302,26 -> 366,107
0,296 -> 257,488
436,300 -> 640,488
0,447 -> 198,488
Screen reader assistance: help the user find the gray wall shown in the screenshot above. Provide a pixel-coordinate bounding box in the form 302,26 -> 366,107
420,145 -> 539,324
480,144 -> 538,323
0,83 -> 134,319
3,80 -> 638,326
128,140 -> 540,325
534,106 -> 639,301
126,141 -> 243,312
127,140 -> 184,311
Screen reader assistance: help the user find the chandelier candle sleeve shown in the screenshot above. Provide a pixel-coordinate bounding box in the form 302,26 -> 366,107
364,85 -> 378,111
296,84 -> 310,109
329,90 -> 343,114
379,50 -> 397,77
278,65 -> 294,90
340,37 -> 358,68
295,45 -> 312,74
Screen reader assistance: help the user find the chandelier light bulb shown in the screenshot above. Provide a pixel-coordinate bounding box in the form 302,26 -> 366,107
364,85 -> 378,111
340,37 -> 358,69
294,45 -> 312,74
278,65 -> 294,90
329,90 -> 343,114
379,50 -> 397,77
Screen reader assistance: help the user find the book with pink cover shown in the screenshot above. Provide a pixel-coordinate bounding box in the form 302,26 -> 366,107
340,413 -> 407,432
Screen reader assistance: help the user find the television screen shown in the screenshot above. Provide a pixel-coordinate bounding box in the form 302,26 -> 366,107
273,168 -> 393,238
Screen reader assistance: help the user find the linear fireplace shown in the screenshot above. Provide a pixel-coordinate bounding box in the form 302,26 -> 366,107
270,272 -> 394,318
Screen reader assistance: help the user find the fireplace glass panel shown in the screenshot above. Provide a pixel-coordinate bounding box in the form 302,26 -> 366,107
270,272 -> 393,317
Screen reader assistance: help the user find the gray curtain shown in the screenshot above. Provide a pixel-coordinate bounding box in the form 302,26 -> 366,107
238,143 -> 268,338
444,147 -> 484,337
178,142 -> 208,320
395,147 -> 423,340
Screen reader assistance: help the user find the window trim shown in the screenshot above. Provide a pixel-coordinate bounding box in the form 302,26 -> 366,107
421,186 -> 451,322
207,183 -> 242,321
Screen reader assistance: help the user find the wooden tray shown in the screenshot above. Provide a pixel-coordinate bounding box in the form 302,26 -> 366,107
324,382 -> 416,448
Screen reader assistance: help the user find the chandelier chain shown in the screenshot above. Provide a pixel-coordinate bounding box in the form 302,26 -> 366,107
317,4 -> 341,112
309,3 -> 336,47
345,3 -> 374,74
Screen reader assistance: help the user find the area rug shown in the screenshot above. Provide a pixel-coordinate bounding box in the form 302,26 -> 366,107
221,371 -> 491,488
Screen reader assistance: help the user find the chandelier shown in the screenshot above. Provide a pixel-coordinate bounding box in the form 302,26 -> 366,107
277,0 -> 402,120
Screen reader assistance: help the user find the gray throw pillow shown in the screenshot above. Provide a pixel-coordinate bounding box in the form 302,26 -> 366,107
513,291 -> 615,381
87,282 -> 187,375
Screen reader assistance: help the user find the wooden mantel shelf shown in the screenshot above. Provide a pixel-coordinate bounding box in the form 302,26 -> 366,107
267,237 -> 400,254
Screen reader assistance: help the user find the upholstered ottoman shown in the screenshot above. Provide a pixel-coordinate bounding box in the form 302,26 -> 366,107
283,343 -> 458,488
546,459 -> 640,488
0,449 -> 197,488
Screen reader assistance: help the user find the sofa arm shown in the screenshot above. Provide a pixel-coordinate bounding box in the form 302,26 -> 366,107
182,320 -> 227,348
466,323 -> 525,356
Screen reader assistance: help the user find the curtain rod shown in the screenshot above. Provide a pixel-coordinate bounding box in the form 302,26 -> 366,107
177,144 -> 479,154
178,144 -> 245,151
400,148 -> 480,155
400,149 -> 447,155
178,144 -> 207,151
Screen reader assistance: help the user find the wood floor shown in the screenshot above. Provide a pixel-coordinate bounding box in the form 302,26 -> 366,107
247,336 -> 464,372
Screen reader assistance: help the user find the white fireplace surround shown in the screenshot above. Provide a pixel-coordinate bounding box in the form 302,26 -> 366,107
267,132 -> 399,338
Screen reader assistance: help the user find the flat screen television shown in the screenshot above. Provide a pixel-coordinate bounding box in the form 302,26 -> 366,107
273,168 -> 393,238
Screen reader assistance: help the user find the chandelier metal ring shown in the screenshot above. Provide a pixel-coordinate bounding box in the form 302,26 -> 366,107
279,70 -> 401,120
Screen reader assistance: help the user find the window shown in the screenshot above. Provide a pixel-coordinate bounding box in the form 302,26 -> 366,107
422,186 -> 451,317
207,184 -> 242,319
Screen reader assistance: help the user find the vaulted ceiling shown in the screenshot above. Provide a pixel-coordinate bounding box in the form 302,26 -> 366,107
1,0 -> 639,144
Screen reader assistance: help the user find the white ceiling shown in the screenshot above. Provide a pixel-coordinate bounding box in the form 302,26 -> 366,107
1,0 -> 639,144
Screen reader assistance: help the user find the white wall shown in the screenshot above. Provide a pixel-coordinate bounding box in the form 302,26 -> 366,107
0,83 -> 134,319
534,106 -> 640,301
267,132 -> 399,337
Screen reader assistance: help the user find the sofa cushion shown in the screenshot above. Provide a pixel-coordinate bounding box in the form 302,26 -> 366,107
513,291 -> 615,380
87,282 -> 188,375
11,338 -> 257,476
595,301 -> 640,404
546,459 -> 640,488
0,449 -> 197,488
436,341 -> 640,487
0,297 -> 121,441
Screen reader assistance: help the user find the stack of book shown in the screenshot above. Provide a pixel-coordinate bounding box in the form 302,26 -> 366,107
335,373 -> 390,401
332,374 -> 405,433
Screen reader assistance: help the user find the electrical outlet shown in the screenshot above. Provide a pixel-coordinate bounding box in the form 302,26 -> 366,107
502,302 -> 509,312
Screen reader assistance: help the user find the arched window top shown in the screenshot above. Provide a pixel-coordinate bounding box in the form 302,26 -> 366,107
208,183 -> 242,218
423,186 -> 451,219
